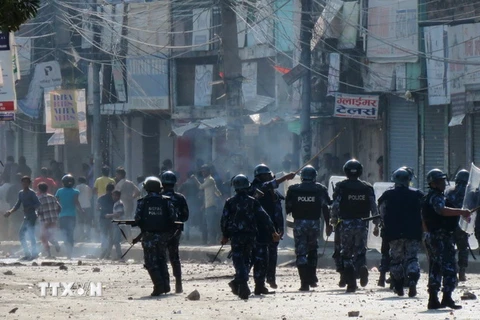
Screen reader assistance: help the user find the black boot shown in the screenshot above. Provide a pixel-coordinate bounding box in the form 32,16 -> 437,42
175,277 -> 183,294
458,267 -> 466,282
393,278 -> 404,297
440,292 -> 462,310
427,292 -> 442,310
408,284 -> 417,298
308,266 -> 318,288
228,280 -> 239,296
160,265 -> 171,294
377,272 -> 386,287
338,272 -> 346,288
238,282 -> 251,300
407,273 -> 418,298
359,265 -> 369,287
254,283 -> 275,295
345,267 -> 357,293
148,270 -> 164,296
298,266 -> 310,291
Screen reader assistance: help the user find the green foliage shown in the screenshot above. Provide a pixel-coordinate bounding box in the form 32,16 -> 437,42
0,0 -> 41,32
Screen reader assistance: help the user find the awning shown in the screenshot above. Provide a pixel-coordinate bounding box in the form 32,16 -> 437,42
448,114 -> 465,127
47,130 -> 88,146
244,95 -> 275,113
171,122 -> 199,137
311,0 -> 344,50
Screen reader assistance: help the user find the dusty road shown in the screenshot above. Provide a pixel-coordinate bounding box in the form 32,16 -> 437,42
0,259 -> 478,320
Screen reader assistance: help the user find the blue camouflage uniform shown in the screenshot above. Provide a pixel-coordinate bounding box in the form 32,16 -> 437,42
445,184 -> 469,269
378,185 -> 424,291
331,179 -> 379,290
286,181 -> 331,288
161,189 -> 189,283
422,189 -> 458,295
221,192 -> 276,290
249,178 -> 284,285
135,192 -> 177,294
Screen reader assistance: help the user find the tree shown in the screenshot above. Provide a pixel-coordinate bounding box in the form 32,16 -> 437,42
0,0 -> 40,32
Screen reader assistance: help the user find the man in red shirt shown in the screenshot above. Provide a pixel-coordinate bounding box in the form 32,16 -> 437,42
33,168 -> 57,194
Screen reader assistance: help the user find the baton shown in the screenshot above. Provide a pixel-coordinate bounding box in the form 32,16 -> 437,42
211,244 -> 224,263
294,127 -> 347,175
362,214 -> 381,222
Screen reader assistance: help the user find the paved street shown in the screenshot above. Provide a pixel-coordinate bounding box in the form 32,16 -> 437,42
0,259 -> 478,320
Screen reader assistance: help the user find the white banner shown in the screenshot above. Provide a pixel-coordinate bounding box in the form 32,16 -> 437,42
14,37 -> 31,76
192,8 -> 211,51
367,0 -> 418,63
0,50 -> 16,112
425,25 -> 450,105
327,52 -> 340,96
112,60 -> 126,102
459,23 -> 480,87
194,64 -> 213,107
242,62 -> 257,103
448,25 -> 466,95
334,93 -> 379,119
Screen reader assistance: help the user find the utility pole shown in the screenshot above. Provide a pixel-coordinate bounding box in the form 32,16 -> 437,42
90,0 -> 102,182
299,0 -> 313,164
220,0 -> 244,172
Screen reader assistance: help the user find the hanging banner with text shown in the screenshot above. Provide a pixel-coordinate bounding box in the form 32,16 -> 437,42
50,90 -> 79,129
334,93 -> 379,120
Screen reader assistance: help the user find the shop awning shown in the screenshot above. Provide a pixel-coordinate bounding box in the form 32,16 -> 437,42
47,130 -> 88,146
448,114 -> 465,127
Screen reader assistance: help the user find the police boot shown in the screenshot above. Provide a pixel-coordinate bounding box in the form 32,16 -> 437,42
345,267 -> 357,293
458,267 -> 467,282
407,273 -> 419,298
160,264 -> 171,294
297,266 -> 310,291
148,270 -> 165,296
228,280 -> 239,296
427,292 -> 442,310
254,282 -> 275,295
338,272 -> 347,288
238,282 -> 251,300
308,266 -> 319,288
359,265 -> 369,287
175,277 -> 183,294
440,292 -> 462,310
393,278 -> 404,297
377,272 -> 386,287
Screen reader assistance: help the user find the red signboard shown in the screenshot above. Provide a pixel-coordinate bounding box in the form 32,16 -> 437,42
0,101 -> 14,111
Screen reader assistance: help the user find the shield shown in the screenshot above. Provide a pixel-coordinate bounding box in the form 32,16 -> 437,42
366,182 -> 394,251
460,163 -> 480,250
320,176 -> 347,241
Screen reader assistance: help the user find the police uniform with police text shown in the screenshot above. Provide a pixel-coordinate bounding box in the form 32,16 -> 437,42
135,192 -> 177,295
286,180 -> 331,290
332,179 -> 378,291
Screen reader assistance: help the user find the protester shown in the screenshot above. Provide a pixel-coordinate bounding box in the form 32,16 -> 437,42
37,182 -> 61,258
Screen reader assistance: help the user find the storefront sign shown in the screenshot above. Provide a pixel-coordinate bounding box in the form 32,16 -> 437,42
334,93 -> 379,119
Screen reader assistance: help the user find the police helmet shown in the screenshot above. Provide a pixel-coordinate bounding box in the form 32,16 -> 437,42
143,176 -> 162,193
254,164 -> 271,177
426,169 -> 447,184
61,174 -> 75,188
455,169 -> 469,184
400,166 -> 415,182
391,168 -> 410,187
160,170 -> 177,185
343,159 -> 363,178
232,174 -> 250,191
301,165 -> 317,182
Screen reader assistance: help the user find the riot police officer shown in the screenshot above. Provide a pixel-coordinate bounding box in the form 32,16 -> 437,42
221,174 -> 280,300
330,159 -> 379,293
160,171 -> 189,293
378,168 -> 424,297
135,176 -> 177,296
249,164 -> 294,289
286,165 -> 332,291
445,169 -> 470,282
423,169 -> 471,310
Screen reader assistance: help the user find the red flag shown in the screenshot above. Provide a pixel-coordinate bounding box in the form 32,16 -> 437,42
219,72 -> 224,78
274,65 -> 291,74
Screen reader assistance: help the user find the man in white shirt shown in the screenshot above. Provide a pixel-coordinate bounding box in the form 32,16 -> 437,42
115,167 -> 140,241
192,165 -> 222,245
76,176 -> 93,241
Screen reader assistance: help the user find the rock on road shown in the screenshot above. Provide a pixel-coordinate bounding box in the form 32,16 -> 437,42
0,260 -> 478,319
